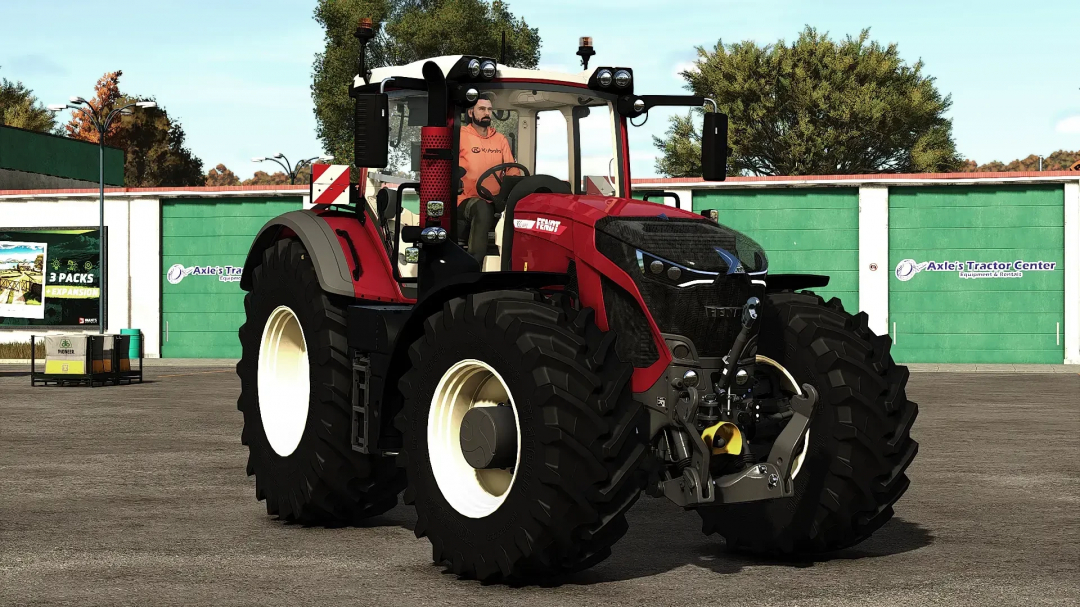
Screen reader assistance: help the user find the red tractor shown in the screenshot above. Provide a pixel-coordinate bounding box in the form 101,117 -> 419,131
236,25 -> 918,582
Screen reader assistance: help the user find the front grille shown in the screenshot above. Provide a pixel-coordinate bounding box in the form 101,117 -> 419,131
596,218 -> 762,358
595,216 -> 767,273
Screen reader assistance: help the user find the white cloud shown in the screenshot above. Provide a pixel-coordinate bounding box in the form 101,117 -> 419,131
1057,116 -> 1080,134
673,61 -> 699,81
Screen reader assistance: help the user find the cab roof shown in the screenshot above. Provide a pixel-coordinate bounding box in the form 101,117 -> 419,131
357,55 -> 593,89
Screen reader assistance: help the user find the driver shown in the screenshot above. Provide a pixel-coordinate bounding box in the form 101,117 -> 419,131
458,94 -> 518,266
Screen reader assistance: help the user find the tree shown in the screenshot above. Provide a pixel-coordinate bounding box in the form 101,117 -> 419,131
655,27 -> 963,177
243,170 -> 291,186
311,0 -> 541,166
65,71 -> 125,143
960,150 -> 1080,172
65,71 -> 205,186
0,67 -> 58,133
206,164 -> 241,186
34,254 -> 43,272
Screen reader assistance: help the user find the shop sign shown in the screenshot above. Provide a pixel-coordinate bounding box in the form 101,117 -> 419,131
167,264 -> 243,285
895,258 -> 1057,281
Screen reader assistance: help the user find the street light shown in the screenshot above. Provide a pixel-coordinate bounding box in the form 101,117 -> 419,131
253,153 -> 334,185
48,97 -> 157,335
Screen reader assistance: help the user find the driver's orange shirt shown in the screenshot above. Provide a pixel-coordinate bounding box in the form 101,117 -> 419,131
458,123 -> 517,204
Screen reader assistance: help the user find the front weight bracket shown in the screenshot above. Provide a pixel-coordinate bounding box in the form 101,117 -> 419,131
708,383 -> 818,504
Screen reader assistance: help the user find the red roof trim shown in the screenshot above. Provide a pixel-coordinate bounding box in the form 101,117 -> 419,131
632,171 -> 1080,184
0,184 -> 311,196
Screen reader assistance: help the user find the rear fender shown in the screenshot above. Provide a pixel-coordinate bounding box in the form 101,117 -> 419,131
241,210 -> 354,297
241,209 -> 410,303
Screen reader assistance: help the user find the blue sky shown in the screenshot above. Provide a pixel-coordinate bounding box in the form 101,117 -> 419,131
2,0 -> 1078,180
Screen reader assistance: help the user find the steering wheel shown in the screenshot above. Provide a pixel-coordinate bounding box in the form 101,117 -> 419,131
475,162 -> 531,202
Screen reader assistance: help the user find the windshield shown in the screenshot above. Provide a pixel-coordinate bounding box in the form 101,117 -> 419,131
376,86 -> 623,198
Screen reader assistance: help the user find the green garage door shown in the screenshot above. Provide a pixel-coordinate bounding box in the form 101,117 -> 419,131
694,188 -> 860,311
161,197 -> 303,358
889,185 -> 1064,363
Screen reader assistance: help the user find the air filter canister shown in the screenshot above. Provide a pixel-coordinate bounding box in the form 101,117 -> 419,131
419,126 -> 452,230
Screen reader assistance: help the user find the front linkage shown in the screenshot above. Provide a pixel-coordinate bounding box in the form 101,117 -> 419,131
650,296 -> 818,508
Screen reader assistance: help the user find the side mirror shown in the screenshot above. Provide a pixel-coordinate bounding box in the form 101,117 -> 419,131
354,93 -> 389,168
376,187 -> 398,222
701,112 -> 728,181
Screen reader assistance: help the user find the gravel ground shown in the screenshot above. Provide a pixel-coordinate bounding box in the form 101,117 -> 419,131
0,365 -> 1077,606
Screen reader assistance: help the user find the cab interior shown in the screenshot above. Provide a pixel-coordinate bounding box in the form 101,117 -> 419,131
369,87 -> 622,275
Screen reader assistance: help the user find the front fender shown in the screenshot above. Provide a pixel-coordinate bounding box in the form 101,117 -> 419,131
240,210 -> 355,297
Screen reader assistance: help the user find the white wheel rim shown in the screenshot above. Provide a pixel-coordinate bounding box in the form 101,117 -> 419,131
428,359 -> 521,519
790,429 -> 810,479
257,305 -> 310,457
756,355 -> 811,480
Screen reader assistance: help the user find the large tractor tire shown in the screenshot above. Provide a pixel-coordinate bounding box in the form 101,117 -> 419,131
698,290 -> 918,555
396,291 -> 649,582
236,239 -> 405,524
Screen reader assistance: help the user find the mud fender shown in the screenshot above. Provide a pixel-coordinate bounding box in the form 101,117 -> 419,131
240,210 -> 354,297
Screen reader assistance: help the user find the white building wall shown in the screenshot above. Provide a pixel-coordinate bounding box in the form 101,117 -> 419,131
0,194 -> 160,355
1064,181 -> 1079,364
129,197 -> 161,357
858,186 -> 890,336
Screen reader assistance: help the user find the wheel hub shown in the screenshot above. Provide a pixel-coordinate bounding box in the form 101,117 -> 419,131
428,359 -> 521,518
460,403 -> 518,469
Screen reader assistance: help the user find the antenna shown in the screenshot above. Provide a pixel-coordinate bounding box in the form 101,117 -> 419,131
500,31 -> 507,64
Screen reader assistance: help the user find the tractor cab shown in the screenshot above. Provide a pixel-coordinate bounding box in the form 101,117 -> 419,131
352,47 -> 729,284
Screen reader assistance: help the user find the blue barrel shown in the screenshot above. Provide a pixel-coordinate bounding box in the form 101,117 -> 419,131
121,328 -> 142,359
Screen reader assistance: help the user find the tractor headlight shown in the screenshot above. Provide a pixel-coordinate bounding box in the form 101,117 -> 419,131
614,69 -> 631,88
481,60 -> 497,79
427,201 -> 445,218
468,59 -> 481,78
597,69 -> 613,87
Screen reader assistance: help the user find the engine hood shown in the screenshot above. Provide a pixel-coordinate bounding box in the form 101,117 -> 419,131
516,193 -> 707,224
515,193 -> 768,275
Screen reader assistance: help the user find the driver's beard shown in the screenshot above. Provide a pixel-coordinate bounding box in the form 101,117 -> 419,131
475,116 -> 491,128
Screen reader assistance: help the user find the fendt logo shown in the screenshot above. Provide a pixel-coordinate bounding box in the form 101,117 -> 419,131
513,217 -> 567,236
167,264 -> 242,285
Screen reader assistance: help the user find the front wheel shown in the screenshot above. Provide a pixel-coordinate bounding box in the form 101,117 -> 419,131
698,290 -> 919,554
396,291 -> 649,582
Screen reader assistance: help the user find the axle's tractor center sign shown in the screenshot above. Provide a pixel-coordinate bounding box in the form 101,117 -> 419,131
167,264 -> 243,285
895,258 -> 1058,281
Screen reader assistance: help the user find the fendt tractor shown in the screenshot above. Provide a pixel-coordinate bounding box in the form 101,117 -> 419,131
236,22 -> 918,582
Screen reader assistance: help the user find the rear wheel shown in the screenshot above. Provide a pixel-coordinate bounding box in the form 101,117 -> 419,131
236,239 -> 405,524
698,290 -> 919,554
397,291 -> 649,581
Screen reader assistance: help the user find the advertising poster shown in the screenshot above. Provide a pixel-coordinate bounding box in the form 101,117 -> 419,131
0,228 -> 102,328
0,241 -> 47,319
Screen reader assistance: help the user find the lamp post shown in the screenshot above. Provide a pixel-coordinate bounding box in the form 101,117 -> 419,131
252,153 -> 334,185
48,98 -> 156,335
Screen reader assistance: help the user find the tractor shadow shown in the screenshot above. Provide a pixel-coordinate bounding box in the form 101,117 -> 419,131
273,497 -> 417,532
547,503 -> 935,586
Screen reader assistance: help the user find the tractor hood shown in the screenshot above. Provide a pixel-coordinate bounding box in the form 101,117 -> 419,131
516,192 -> 768,275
